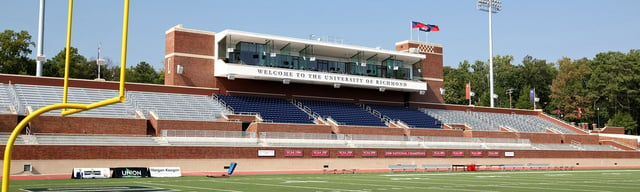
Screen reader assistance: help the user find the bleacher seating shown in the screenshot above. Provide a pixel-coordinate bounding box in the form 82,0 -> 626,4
367,104 -> 441,128
164,137 -> 259,147
421,108 -> 578,134
14,84 -> 136,118
0,84 -> 14,113
0,134 -> 26,145
532,143 -> 621,151
216,95 -> 314,124
299,100 -> 386,127
129,91 -> 228,121
421,109 -> 497,131
33,134 -> 158,145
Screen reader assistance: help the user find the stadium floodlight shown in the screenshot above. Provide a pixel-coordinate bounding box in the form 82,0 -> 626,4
477,0 -> 502,108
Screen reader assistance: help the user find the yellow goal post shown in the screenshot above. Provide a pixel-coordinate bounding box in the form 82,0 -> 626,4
2,0 -> 131,191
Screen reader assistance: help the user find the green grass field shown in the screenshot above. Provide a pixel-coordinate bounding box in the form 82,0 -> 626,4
9,169 -> 640,192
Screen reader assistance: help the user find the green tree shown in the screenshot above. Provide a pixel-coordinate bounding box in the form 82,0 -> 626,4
43,47 -> 89,78
443,61 -> 472,105
519,56 -> 557,112
0,29 -> 35,75
606,112 -> 638,134
126,61 -> 161,84
550,57 -> 591,121
515,85 -> 533,109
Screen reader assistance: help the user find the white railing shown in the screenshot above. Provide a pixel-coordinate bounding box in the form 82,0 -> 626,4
161,130 -> 256,138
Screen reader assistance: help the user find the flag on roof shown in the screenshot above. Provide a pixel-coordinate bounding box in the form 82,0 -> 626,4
419,24 -> 440,32
412,21 -> 427,29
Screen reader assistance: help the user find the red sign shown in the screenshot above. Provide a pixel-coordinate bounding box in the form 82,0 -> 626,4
311,150 -> 329,157
470,151 -> 483,157
432,151 -> 446,157
488,151 -> 500,157
361,150 -> 378,157
284,150 -> 303,157
451,151 -> 465,157
337,150 -> 354,157
384,151 -> 426,157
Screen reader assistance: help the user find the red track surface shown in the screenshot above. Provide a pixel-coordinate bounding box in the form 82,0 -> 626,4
3,166 -> 640,180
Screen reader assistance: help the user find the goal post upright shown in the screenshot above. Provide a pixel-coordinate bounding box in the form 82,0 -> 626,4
2,1 -> 131,191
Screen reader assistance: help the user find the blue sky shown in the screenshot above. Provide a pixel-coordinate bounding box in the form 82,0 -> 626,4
2,0 -> 639,71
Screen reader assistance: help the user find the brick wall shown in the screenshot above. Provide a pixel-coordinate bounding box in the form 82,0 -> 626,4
254,123 -> 333,134
0,74 -> 219,95
338,126 -> 405,135
4,145 -> 640,160
0,114 -> 17,132
29,116 -> 147,135
408,128 -> 464,137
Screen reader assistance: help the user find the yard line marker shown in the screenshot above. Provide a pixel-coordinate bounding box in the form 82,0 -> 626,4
136,182 -> 242,192
214,180 -> 368,192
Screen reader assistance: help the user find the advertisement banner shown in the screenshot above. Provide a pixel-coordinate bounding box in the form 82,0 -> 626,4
258,150 -> 275,157
72,168 -> 110,179
431,151 -> 446,157
384,151 -> 426,157
361,150 -> 378,157
110,167 -> 150,178
337,150 -> 354,157
285,149 -> 303,157
451,151 -> 465,157
149,167 -> 181,178
470,151 -> 483,157
488,151 -> 500,157
312,150 -> 329,157
505,151 -> 515,157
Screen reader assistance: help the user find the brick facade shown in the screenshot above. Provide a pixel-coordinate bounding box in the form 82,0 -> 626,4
29,116 -> 147,135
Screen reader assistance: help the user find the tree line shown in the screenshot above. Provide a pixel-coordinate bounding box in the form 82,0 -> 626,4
0,29 -> 163,84
2,29 -> 638,134
444,52 -> 640,134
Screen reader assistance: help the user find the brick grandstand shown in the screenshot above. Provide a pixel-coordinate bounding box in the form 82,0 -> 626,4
1,24 -> 639,176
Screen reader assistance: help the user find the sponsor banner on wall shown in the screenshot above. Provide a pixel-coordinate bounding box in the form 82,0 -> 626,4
337,150 -> 354,157
285,149 -> 303,157
432,151 -> 446,157
470,151 -> 483,157
384,151 -> 426,157
451,151 -> 465,157
505,151 -> 515,157
72,168 -> 110,179
488,151 -> 500,157
312,150 -> 329,157
361,150 -> 378,157
111,167 -> 150,178
258,150 -> 275,157
149,167 -> 182,178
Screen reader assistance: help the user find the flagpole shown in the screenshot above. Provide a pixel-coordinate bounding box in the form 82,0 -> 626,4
410,21 -> 413,41
425,32 -> 429,43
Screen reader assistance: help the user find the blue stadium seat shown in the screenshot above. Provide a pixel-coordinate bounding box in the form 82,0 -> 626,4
367,104 -> 441,128
216,95 -> 314,124
299,100 -> 386,127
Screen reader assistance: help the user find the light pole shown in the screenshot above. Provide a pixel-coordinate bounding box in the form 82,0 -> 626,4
35,0 -> 46,76
477,0 -> 502,108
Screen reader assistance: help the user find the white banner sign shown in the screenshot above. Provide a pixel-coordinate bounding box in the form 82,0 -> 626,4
149,167 -> 182,177
72,168 -> 110,179
258,150 -> 275,157
215,62 -> 427,91
505,152 -> 515,157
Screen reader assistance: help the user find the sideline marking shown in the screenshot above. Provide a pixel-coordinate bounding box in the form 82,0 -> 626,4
136,182 -> 242,192
22,186 -> 172,192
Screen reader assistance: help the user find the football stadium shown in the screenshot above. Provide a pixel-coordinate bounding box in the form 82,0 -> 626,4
2,1 -> 640,192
